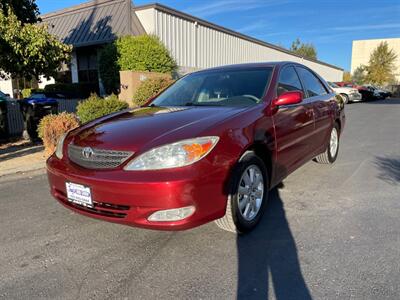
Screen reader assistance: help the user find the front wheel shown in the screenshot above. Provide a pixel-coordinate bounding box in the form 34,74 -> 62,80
215,152 -> 269,233
314,124 -> 340,164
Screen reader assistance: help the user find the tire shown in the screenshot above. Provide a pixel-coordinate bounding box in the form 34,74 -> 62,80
215,152 -> 269,234
314,123 -> 340,164
340,94 -> 349,104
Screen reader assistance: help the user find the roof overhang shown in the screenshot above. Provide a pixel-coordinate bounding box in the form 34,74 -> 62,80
41,0 -> 145,48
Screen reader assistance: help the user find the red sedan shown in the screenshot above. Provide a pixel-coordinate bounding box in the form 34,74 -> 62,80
47,62 -> 345,233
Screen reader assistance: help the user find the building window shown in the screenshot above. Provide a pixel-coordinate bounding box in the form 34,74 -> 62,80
77,47 -> 99,84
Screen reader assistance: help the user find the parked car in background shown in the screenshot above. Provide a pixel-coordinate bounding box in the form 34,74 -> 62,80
0,90 -> 11,100
20,93 -> 58,141
327,81 -> 362,103
382,88 -> 393,98
364,85 -> 391,99
0,90 -> 10,138
47,62 -> 345,234
364,85 -> 384,99
335,82 -> 375,101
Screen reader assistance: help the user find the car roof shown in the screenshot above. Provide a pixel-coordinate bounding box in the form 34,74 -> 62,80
194,61 -> 302,73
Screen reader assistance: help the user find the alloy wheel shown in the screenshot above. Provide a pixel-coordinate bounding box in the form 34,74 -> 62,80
237,165 -> 264,221
330,127 -> 338,157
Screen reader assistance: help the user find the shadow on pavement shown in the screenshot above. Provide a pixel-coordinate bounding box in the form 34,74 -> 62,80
363,98 -> 400,104
0,144 -> 43,162
237,187 -> 312,299
374,155 -> 400,184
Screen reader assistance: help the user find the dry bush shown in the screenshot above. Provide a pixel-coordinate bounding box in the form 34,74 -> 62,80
38,113 -> 80,157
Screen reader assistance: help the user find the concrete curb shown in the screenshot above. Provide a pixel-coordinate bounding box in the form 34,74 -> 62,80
0,146 -> 46,179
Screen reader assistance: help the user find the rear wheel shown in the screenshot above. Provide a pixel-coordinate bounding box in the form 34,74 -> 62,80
314,124 -> 340,164
215,152 -> 269,233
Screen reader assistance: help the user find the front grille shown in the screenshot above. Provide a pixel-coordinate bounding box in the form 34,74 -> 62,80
69,202 -> 128,218
68,144 -> 133,169
54,189 -> 129,219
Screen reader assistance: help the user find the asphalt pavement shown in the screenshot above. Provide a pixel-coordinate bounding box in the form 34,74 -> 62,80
0,98 -> 399,300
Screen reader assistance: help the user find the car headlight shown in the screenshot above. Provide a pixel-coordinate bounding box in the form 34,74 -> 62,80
124,136 -> 219,170
55,133 -> 67,159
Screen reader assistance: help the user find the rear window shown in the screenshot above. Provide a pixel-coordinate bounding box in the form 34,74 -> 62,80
29,94 -> 46,99
151,68 -> 273,107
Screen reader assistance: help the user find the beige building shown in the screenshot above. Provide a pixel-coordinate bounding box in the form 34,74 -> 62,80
351,38 -> 400,81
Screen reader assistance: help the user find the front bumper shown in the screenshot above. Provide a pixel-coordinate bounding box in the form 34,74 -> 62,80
349,92 -> 362,102
47,156 -> 229,230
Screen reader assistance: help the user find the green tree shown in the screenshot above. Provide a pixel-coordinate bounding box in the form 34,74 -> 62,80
290,38 -> 317,60
0,7 -> 72,80
133,77 -> 174,106
0,0 -> 40,24
117,35 -> 177,73
343,71 -> 352,82
364,42 -> 397,85
352,65 -> 366,84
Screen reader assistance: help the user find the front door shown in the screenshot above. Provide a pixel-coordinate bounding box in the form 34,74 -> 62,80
295,67 -> 333,156
272,66 -> 315,182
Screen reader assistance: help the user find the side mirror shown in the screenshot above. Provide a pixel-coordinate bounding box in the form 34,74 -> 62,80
273,91 -> 303,107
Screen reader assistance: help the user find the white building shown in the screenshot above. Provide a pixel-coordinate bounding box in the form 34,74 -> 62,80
135,3 -> 343,81
1,0 -> 343,97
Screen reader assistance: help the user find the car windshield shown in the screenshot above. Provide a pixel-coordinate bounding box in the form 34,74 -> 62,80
0,91 -> 6,97
328,82 -> 339,88
151,68 -> 273,107
29,93 -> 46,99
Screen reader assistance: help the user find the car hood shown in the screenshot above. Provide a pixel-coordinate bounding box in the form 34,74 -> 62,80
332,87 -> 357,93
70,106 -> 246,151
23,97 -> 57,105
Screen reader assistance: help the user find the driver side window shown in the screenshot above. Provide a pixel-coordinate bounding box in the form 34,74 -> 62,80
277,66 -> 303,96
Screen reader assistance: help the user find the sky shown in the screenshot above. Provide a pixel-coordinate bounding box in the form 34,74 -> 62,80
36,0 -> 400,71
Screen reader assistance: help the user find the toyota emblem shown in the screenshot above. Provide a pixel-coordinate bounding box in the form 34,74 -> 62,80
82,147 -> 94,159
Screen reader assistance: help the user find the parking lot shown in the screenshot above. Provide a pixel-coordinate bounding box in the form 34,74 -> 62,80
0,98 -> 399,299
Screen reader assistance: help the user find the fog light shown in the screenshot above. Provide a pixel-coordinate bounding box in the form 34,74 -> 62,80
148,206 -> 195,222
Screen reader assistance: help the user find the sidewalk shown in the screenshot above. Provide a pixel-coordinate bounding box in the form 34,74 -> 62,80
0,142 -> 46,178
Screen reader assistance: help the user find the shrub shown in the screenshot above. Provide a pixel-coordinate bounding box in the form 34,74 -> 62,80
117,35 -> 177,74
98,43 -> 120,94
21,88 -> 45,98
133,77 -> 174,106
76,93 -> 129,124
37,112 -> 80,157
21,88 -> 32,98
44,83 -> 98,99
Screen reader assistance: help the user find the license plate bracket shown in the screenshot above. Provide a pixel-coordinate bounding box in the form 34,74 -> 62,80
66,182 -> 93,208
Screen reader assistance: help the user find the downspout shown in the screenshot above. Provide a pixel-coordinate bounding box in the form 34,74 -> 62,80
127,0 -> 132,35
194,21 -> 198,69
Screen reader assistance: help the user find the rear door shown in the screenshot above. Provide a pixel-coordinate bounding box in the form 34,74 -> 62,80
272,65 -> 315,180
295,67 -> 334,155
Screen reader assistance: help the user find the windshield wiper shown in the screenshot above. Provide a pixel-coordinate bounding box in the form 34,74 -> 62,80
184,102 -> 223,107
